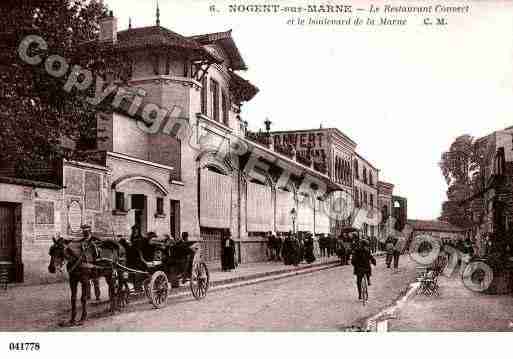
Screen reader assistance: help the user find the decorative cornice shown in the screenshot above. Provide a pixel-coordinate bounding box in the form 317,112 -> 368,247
107,152 -> 174,172
196,113 -> 233,134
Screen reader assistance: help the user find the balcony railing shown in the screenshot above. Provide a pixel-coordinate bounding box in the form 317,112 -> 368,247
245,131 -> 270,148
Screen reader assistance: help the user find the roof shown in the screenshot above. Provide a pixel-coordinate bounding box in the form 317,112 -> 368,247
407,219 -> 464,233
378,181 -> 394,189
355,152 -> 379,171
83,25 -> 222,64
230,71 -> 259,102
189,30 -> 247,71
0,176 -> 61,190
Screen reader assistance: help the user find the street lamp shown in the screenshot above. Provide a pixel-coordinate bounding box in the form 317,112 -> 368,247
290,208 -> 297,234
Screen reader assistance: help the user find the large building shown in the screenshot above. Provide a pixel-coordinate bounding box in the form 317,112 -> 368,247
353,153 -> 380,237
0,11 -> 404,284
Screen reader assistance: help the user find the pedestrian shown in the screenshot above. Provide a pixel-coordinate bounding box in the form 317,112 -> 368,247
351,239 -> 376,300
318,234 -> 324,258
178,232 -> 195,282
221,230 -> 236,271
336,235 -> 346,265
343,236 -> 352,265
266,231 -> 275,261
276,233 -> 283,261
304,233 -> 316,264
393,236 -> 405,270
282,233 -> 292,265
297,235 -> 305,263
385,236 -> 395,269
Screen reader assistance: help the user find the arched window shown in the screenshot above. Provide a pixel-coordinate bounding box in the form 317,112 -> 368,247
369,172 -> 373,186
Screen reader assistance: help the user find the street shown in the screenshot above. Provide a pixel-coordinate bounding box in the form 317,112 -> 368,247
57,256 -> 416,331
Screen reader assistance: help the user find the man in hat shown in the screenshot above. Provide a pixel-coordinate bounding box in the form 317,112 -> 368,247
351,239 -> 376,300
80,224 -> 101,301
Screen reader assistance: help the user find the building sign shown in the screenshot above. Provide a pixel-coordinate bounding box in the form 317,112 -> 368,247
273,131 -> 327,160
35,201 -> 54,225
85,172 -> 101,210
68,200 -> 82,233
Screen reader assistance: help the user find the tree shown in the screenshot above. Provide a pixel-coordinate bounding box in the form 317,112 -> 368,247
439,135 -> 489,228
0,0 -> 109,180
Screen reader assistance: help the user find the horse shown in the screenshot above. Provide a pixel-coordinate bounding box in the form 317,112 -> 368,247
48,236 -> 125,326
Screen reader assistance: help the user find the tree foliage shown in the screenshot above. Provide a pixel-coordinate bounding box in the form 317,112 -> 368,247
0,0 -> 109,179
439,135 -> 489,228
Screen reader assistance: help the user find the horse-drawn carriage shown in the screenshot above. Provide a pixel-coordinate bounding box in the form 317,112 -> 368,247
116,235 -> 210,309
48,232 -> 210,325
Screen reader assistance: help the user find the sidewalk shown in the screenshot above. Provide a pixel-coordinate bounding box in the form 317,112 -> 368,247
0,255 -> 342,331
389,274 -> 513,331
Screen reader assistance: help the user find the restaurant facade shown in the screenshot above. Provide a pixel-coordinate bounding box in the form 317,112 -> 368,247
0,11 -> 403,284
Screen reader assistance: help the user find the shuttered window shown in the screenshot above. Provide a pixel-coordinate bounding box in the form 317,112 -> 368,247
298,194 -> 314,232
200,169 -> 231,228
247,181 -> 273,232
276,189 -> 295,233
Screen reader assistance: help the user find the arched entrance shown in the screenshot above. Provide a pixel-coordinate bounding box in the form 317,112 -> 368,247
111,175 -> 169,236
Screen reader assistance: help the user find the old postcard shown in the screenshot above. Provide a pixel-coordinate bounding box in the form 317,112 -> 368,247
1,0 -> 513,356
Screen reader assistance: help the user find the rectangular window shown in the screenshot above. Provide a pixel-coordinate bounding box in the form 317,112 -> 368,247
115,192 -> 125,211
156,197 -> 164,215
211,79 -> 219,122
201,76 -> 208,115
222,91 -> 229,126
370,194 -> 374,207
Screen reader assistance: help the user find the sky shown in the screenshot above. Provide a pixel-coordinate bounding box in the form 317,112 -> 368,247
104,0 -> 513,220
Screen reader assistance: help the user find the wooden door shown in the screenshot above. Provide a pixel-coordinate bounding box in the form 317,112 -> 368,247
0,204 -> 14,262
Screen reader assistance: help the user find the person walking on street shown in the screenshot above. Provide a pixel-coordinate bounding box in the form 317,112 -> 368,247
319,234 -> 326,258
385,236 -> 395,269
351,239 -> 376,300
393,236 -> 405,270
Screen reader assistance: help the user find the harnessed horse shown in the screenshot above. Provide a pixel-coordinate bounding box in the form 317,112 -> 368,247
48,237 -> 125,326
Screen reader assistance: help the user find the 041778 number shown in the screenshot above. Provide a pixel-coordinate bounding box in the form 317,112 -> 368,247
9,342 -> 40,351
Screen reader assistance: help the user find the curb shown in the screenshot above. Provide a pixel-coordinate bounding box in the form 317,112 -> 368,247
364,281 -> 420,332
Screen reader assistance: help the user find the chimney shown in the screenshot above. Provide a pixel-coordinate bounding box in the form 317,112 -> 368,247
99,11 -> 117,42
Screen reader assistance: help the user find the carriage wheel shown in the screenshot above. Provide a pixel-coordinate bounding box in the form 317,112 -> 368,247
190,262 -> 209,300
148,271 -> 169,309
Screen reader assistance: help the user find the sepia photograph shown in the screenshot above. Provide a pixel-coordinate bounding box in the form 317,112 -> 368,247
1,0 -> 513,356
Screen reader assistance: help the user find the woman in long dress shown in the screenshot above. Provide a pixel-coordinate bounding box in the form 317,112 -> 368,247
222,231 -> 236,271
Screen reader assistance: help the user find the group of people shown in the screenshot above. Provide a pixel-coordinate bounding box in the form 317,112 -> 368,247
267,232 -> 316,266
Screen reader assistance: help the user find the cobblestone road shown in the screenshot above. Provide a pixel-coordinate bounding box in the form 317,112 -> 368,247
60,256 -> 416,331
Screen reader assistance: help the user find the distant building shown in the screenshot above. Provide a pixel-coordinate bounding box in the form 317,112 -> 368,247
378,181 -> 394,241
405,219 -> 465,243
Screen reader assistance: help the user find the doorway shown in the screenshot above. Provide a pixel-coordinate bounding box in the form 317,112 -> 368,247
0,203 -> 14,262
131,194 -> 147,235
